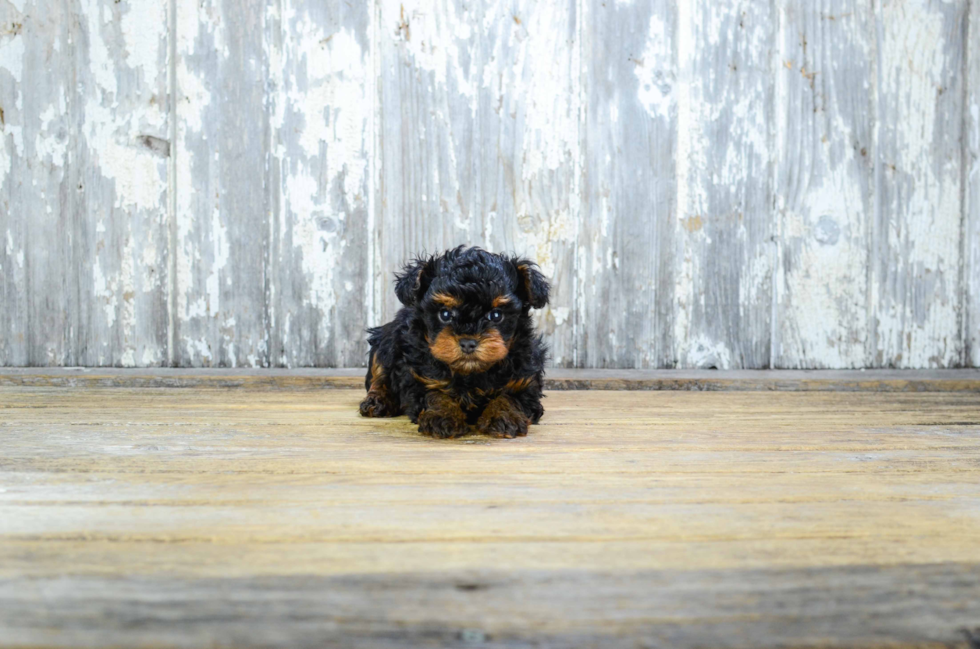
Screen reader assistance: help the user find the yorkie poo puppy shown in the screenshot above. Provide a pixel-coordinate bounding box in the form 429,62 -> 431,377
359,246 -> 549,438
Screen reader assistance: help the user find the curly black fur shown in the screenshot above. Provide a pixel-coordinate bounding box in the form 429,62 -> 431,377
360,246 -> 549,438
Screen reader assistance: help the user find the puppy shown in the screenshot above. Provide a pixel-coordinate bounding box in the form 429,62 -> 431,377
359,246 -> 549,438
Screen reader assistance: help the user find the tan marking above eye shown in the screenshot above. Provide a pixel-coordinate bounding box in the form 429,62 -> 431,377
431,293 -> 461,308
492,295 -> 511,308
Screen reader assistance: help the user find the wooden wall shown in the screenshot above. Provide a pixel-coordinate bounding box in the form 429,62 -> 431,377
0,0 -> 977,369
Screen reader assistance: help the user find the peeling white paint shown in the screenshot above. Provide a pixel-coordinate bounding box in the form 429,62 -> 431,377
120,348 -> 135,367
80,0 -> 118,97
0,25 -> 25,83
140,346 -> 159,365
682,334 -> 733,369
4,0 -> 976,369
34,103 -> 68,163
120,0 -> 164,78
0,132 -> 10,184
635,12 -> 673,120
673,0 -> 697,359
393,0 -> 479,111
875,0 -> 963,367
772,1 -> 872,369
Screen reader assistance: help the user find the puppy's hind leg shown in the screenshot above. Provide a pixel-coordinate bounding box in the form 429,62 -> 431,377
359,351 -> 400,417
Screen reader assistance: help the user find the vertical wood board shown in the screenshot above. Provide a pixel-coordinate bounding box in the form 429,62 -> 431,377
966,0 -> 978,367
772,0 -> 875,368
174,0 -> 274,367
272,0 -> 372,367
0,0 -> 72,366
71,0 -> 170,367
578,0 -> 676,368
871,0 -> 967,368
674,0 -> 776,369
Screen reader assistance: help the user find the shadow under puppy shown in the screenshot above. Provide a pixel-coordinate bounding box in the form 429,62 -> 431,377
360,246 -> 549,438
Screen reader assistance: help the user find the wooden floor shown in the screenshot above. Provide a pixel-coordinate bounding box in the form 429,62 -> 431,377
2,381 -> 980,648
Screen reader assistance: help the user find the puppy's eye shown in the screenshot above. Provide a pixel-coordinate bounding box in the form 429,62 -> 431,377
438,309 -> 454,323
486,309 -> 504,323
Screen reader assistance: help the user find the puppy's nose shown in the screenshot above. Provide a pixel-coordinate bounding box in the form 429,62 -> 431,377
458,338 -> 478,355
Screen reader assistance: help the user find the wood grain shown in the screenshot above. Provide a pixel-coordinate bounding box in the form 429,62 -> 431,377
271,0 -> 372,367
967,0 -> 979,368
2,367 -> 980,392
174,0 -> 273,367
2,0 -> 980,370
773,0 -> 874,368
73,0 -> 171,367
0,0 -> 72,366
1,385 -> 979,646
872,0 -> 967,368
674,0 -> 776,369
578,0 -> 675,368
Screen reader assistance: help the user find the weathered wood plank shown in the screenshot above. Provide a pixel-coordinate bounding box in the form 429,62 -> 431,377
71,0 -> 171,366
0,0 -> 72,366
1,565 -> 979,648
872,0 -> 967,368
674,0 -> 776,369
578,0 -> 675,368
967,0 -> 979,368
1,387 -> 980,646
773,0 -> 875,368
3,0 -> 980,372
174,0 -> 272,367
377,0 -> 579,366
2,367 -> 980,392
271,0 -> 372,367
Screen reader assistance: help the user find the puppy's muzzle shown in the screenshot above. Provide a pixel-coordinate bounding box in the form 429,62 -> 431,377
458,338 -> 478,355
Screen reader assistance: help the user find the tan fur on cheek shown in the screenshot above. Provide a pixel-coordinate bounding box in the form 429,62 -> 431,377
473,330 -> 509,365
429,329 -> 463,366
429,328 -> 510,374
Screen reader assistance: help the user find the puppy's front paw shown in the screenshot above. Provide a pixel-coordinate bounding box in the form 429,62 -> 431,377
478,397 -> 529,439
359,392 -> 397,418
418,409 -> 468,439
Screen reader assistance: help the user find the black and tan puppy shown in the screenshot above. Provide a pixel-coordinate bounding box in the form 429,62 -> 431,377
359,246 -> 549,438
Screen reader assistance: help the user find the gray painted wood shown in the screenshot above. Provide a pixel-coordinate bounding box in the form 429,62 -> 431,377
0,0 -> 72,366
377,0 -> 579,366
72,0 -> 171,367
673,0 -> 776,369
578,0 -> 676,369
271,0 -> 372,367
772,0 -> 875,368
968,0 -> 979,369
2,565 -> 979,648
174,0 -> 273,367
872,0 -> 967,368
1,0 -> 979,369
2,367 -> 980,392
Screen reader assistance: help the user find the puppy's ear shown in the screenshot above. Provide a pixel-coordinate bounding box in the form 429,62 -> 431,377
511,258 -> 550,309
395,255 -> 437,306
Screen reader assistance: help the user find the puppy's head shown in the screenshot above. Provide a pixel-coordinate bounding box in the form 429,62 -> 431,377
395,246 -> 549,374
